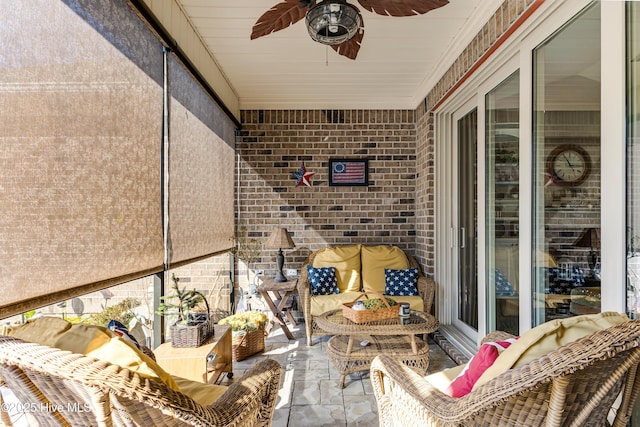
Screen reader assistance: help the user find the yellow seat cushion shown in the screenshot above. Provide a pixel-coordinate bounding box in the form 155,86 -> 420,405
8,317 -> 180,392
310,292 -> 363,316
386,295 -> 424,312
361,245 -> 410,294
310,293 -> 423,316
172,376 -> 226,406
472,311 -> 629,391
312,245 -> 362,293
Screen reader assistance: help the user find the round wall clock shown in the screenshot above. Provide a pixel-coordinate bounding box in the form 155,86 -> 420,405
546,144 -> 591,187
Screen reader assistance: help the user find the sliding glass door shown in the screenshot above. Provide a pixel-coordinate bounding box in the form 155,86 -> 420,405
456,108 -> 479,332
486,71 -> 520,335
627,2 -> 640,318
532,3 -> 601,326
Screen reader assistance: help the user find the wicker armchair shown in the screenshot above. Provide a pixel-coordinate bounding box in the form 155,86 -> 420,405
0,336 -> 282,427
298,248 -> 435,346
370,319 -> 640,427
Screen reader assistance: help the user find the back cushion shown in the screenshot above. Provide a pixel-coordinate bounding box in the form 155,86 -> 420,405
472,311 -> 629,391
9,317 -> 180,392
446,338 -> 519,397
361,245 -> 409,294
312,245 -> 361,293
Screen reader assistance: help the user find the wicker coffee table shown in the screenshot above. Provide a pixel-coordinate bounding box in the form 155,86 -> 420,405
316,309 -> 439,388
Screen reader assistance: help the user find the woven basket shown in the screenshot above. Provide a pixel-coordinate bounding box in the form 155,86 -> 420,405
342,291 -> 399,324
231,327 -> 266,361
170,293 -> 214,348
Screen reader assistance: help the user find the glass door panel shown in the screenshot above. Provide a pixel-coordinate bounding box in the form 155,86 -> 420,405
486,71 -> 520,335
532,3 -> 601,326
458,109 -> 478,331
627,2 -> 640,319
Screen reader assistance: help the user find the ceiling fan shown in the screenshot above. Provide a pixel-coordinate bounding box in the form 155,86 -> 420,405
251,0 -> 450,60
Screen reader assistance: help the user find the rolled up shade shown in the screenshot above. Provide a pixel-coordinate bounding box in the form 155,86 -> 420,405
0,0 -> 165,318
166,55 -> 236,266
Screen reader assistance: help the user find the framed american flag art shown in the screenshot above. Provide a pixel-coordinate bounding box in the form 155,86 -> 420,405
328,159 -> 369,186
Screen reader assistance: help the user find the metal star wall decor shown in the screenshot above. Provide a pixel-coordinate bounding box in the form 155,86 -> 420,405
292,163 -> 315,187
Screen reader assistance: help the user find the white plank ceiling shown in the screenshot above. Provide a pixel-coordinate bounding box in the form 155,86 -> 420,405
175,0 -> 504,110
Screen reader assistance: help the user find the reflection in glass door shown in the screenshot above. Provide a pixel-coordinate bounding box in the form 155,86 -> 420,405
627,2 -> 640,318
532,3 -> 601,326
486,71 -> 520,335
458,109 -> 478,331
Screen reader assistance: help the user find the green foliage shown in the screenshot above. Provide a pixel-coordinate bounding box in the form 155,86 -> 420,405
363,297 -> 397,310
85,297 -> 141,327
495,148 -> 518,164
156,274 -> 205,325
230,227 -> 262,264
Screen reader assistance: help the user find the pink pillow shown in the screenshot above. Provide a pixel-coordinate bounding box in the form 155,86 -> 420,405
446,337 -> 518,398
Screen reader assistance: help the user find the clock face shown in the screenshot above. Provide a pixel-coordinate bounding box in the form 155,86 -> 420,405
547,145 -> 591,186
553,150 -> 585,181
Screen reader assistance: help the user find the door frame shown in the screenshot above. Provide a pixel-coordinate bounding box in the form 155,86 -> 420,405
434,0 -> 626,357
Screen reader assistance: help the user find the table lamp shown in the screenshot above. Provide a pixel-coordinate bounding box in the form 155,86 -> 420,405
265,227 -> 295,282
574,227 -> 600,273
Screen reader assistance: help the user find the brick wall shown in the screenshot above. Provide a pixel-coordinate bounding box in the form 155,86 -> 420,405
415,107 -> 436,276
236,109 -> 419,289
234,0 -> 540,293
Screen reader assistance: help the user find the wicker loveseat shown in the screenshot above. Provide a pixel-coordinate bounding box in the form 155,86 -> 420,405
0,331 -> 281,426
298,244 -> 435,346
370,314 -> 640,427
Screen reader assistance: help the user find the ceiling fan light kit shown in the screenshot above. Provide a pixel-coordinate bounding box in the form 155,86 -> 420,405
305,0 -> 361,46
251,0 -> 449,60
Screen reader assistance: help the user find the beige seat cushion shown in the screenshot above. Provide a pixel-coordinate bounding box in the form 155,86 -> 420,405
9,317 -> 180,392
310,292 -> 362,316
361,245 -> 409,294
472,311 -> 629,391
426,364 -> 466,394
387,295 -> 424,312
172,376 -> 226,406
310,293 -> 422,316
312,245 -> 362,293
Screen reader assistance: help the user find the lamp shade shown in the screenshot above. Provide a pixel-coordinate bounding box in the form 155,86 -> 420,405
574,228 -> 601,248
265,228 -> 295,249
305,0 -> 360,46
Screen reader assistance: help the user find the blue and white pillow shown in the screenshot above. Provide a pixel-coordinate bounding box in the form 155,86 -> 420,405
384,267 -> 419,296
494,269 -> 516,296
306,266 -> 339,296
571,266 -> 585,286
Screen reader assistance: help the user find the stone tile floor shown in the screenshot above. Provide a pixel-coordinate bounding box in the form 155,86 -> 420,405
220,321 -> 458,427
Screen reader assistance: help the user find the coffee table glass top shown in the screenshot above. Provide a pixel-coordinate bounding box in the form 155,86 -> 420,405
316,309 -> 438,336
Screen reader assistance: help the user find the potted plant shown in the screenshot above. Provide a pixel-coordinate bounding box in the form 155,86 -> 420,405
230,228 -> 263,294
157,274 -> 213,347
219,311 -> 268,361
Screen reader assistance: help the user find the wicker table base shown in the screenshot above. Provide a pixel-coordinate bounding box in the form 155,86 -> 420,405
327,334 -> 430,388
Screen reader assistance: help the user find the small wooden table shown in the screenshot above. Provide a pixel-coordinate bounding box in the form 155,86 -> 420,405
154,324 -> 233,384
257,278 -> 298,340
316,310 -> 439,388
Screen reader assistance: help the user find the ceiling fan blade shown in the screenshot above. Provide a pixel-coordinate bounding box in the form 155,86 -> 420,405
251,0 -> 308,40
356,0 -> 449,17
332,14 -> 364,60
